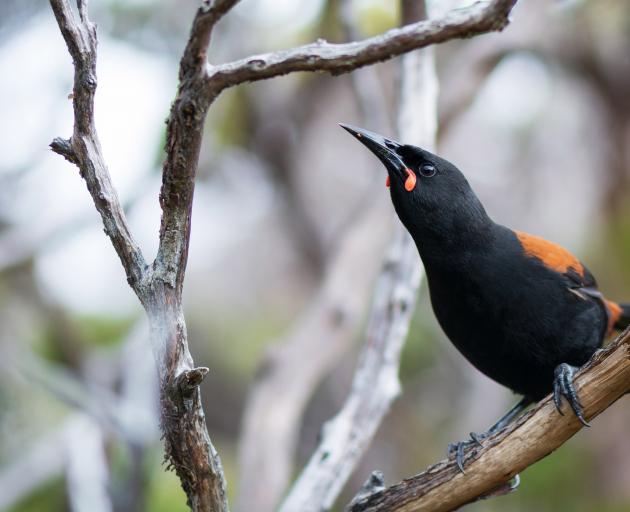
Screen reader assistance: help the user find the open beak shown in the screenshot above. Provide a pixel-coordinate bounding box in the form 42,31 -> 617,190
339,123 -> 405,177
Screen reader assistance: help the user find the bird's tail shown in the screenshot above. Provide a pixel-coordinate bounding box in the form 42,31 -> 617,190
610,302 -> 630,331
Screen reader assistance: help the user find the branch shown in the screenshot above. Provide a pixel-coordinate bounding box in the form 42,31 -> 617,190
65,416 -> 113,512
280,226 -> 424,512
279,4 -> 438,507
235,6 -> 393,508
181,0 -> 241,73
207,0 -> 517,88
347,328 -> 630,512
48,0 -> 147,287
154,0 -> 239,291
48,2 -> 228,510
236,195 -> 392,512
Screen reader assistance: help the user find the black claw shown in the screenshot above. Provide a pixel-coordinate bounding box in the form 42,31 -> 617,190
552,363 -> 590,427
470,431 -> 485,447
553,376 -> 564,415
456,442 -> 466,473
447,398 -> 531,473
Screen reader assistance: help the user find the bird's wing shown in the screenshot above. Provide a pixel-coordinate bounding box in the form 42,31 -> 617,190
514,230 -> 621,333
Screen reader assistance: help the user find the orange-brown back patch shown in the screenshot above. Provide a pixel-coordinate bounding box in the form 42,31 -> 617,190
515,231 -> 585,277
605,300 -> 622,334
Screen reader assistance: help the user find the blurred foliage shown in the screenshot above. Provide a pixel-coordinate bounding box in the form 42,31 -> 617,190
7,478 -> 67,512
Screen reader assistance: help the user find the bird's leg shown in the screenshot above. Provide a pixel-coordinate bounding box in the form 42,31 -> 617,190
448,397 -> 532,473
553,363 -> 590,427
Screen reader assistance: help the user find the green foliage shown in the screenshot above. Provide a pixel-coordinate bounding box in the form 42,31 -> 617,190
73,314 -> 137,348
356,2 -> 398,37
146,463 -> 189,512
8,477 -> 67,512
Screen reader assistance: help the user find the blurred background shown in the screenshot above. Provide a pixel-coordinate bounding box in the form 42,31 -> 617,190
1,0 -> 630,510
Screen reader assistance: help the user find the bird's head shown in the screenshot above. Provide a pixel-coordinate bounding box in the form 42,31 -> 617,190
340,123 -> 489,245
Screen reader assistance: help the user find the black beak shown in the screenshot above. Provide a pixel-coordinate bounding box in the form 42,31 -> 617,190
339,123 -> 405,176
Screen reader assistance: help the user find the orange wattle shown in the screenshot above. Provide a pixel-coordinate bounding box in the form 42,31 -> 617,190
404,168 -> 416,191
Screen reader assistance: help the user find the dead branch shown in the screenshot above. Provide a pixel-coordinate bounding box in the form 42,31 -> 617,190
48,0 -> 147,287
207,0 -> 517,88
235,6 -> 393,509
65,416 -> 112,512
347,328 -> 630,512
278,3 -> 437,510
48,1 -> 229,510
154,0 -> 239,293
236,197 -> 392,512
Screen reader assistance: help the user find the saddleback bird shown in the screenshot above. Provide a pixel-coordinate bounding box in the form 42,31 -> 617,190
340,123 -> 630,472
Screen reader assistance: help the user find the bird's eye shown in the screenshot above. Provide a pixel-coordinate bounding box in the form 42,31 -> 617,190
419,164 -> 436,177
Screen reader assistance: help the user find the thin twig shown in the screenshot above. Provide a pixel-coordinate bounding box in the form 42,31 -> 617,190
347,328 -> 630,512
49,0 -> 147,287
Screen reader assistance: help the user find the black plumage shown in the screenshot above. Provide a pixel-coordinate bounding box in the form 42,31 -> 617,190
341,123 -> 630,470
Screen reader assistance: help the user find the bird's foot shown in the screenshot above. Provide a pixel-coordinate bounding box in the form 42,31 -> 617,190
447,431 -> 489,473
553,363 -> 590,427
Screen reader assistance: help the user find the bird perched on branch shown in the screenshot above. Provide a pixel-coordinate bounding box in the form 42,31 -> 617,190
340,123 -> 630,472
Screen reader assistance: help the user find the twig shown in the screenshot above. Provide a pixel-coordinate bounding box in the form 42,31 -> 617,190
206,0 -> 517,88
347,328 -> 630,512
49,0 -> 147,288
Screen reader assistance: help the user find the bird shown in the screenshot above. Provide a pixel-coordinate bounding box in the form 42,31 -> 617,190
340,123 -> 630,472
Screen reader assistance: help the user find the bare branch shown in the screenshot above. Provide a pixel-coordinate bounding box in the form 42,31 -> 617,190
207,0 -> 517,89
154,0 -> 239,291
48,0 -> 147,287
48,2 -> 229,510
280,4 -> 438,505
347,329 -> 630,512
182,0 -> 241,73
236,197 -> 392,512
65,416 -> 113,512
235,7 -> 394,508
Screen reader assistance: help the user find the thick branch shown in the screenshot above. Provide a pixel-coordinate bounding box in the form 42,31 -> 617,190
207,0 -> 517,88
154,0 -> 239,291
348,329 -> 630,512
49,0 -> 147,287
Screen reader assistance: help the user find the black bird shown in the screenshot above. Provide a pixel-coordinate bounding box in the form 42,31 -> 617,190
340,123 -> 630,471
